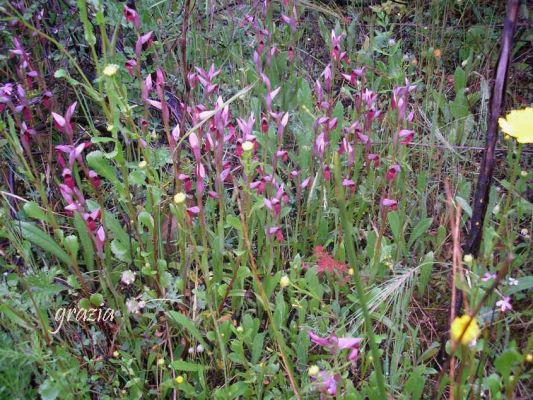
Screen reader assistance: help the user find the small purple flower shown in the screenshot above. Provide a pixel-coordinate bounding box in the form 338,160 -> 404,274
481,272 -> 496,282
314,371 -> 339,396
496,296 -> 512,313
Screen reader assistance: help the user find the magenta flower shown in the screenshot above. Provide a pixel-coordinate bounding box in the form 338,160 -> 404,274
125,59 -> 137,77
179,174 -> 192,192
398,129 -> 414,145
56,142 -> 90,167
315,131 -> 328,158
186,206 -> 200,218
267,226 -> 284,241
135,31 -> 153,58
88,170 -> 101,189
385,164 -> 401,182
381,198 -> 398,210
312,371 -> 340,396
52,102 -> 77,141
481,272 -> 496,282
83,208 -> 101,232
301,176 -> 311,189
123,5 -> 140,30
323,165 -> 331,181
330,30 -> 346,62
391,80 -> 416,121
195,64 -> 221,95
308,331 -> 362,362
95,226 -> 106,256
367,153 -> 380,167
362,89 -> 377,109
280,15 -> 297,33
342,178 -> 356,193
496,296 -> 512,313
62,168 -> 75,189
341,68 -> 364,86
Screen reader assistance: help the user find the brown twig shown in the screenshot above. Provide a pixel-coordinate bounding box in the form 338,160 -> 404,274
460,0 -> 519,315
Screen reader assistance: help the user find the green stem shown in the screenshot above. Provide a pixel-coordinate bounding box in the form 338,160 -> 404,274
333,153 -> 387,397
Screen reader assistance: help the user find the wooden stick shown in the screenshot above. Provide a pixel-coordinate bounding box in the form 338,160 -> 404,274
459,0 -> 519,315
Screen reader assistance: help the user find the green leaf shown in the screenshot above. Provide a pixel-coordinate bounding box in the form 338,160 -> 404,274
418,252 -> 434,295
404,366 -> 427,400
86,150 -> 123,192
170,359 -> 206,372
167,311 -> 209,350
387,211 -> 401,241
103,211 -> 130,244
455,196 -> 472,218
23,201 -> 50,223
495,349 -> 522,381
454,67 -> 467,92
110,239 -> 131,262
90,293 -> 104,306
63,235 -> 79,257
39,379 -> 60,400
408,218 -> 433,248
19,222 -> 70,265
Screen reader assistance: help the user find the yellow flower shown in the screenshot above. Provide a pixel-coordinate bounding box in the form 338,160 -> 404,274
242,141 -> 254,152
498,107 -> 533,144
308,365 -> 320,376
103,64 -> 119,77
280,275 -> 290,288
463,254 -> 473,264
450,315 -> 480,345
138,160 -> 147,168
173,192 -> 186,205
175,375 -> 184,384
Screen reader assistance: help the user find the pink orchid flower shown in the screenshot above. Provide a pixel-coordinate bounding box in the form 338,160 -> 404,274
95,226 -> 106,255
308,331 -> 362,362
312,371 -> 340,396
125,59 -> 137,77
399,129 -> 414,145
267,226 -> 284,241
381,198 -> 398,210
124,5 -> 140,30
52,102 -> 77,141
386,164 -> 401,182
367,153 -> 380,167
280,15 -> 297,33
342,178 -> 356,193
55,142 -> 90,167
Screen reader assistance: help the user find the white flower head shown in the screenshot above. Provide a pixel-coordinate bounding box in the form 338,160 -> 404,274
103,64 -> 119,77
280,275 -> 290,288
121,270 -> 136,285
126,298 -> 145,314
508,277 -> 519,286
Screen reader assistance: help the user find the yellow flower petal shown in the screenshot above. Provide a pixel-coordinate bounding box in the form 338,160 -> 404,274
498,108 -> 533,144
450,315 -> 480,345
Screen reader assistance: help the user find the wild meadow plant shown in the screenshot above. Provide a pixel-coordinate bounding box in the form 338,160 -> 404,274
0,1 -> 531,399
